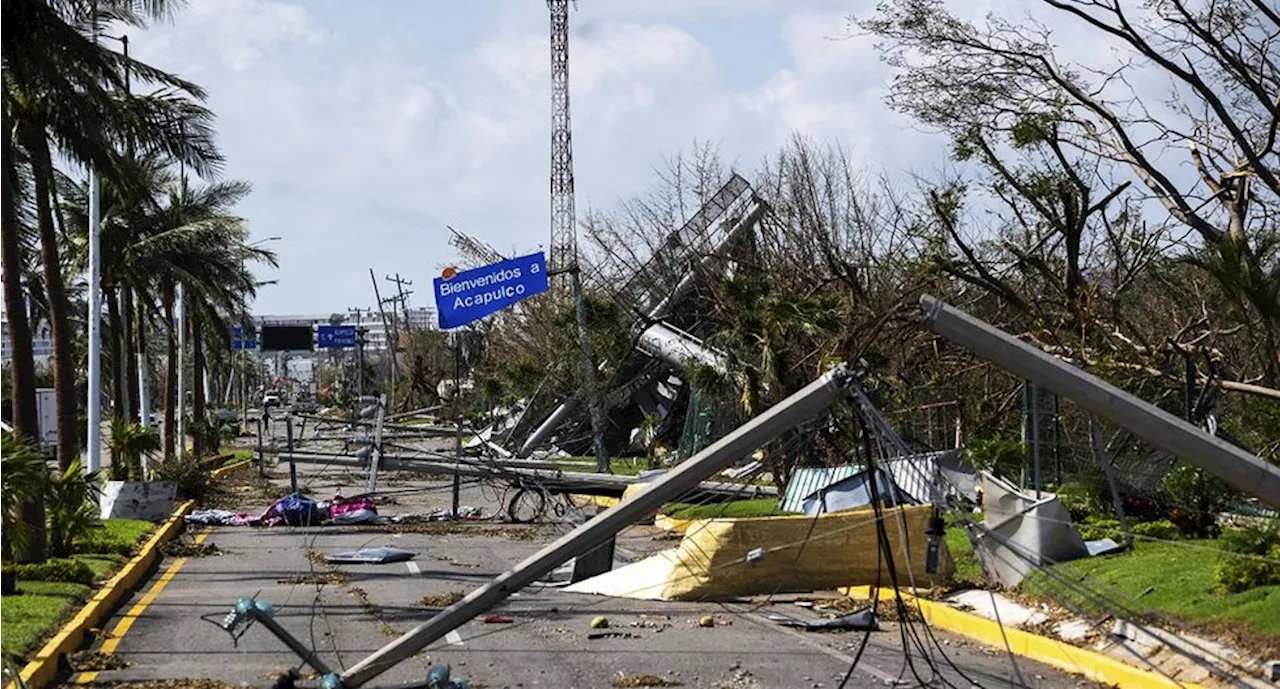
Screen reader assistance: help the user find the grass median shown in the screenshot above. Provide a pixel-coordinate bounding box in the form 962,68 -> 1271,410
1,518 -> 156,664
941,520 -> 1279,654
1021,538 -> 1280,649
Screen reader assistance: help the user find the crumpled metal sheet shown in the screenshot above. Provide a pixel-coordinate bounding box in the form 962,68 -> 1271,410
324,547 -> 417,564
973,472 -> 1089,587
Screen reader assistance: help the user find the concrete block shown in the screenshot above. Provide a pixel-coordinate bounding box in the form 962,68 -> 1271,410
944,589 -> 1048,627
100,480 -> 178,521
1054,619 -> 1093,643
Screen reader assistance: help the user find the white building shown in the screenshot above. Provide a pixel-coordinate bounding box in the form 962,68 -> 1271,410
1,316 -> 54,365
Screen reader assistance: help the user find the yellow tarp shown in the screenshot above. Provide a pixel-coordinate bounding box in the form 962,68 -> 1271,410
662,504 -> 951,600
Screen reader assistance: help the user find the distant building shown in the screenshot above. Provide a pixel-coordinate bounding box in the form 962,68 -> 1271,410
251,306 -> 436,351
1,316 -> 54,365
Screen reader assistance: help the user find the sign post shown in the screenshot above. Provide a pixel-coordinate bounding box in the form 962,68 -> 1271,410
434,252 -> 549,516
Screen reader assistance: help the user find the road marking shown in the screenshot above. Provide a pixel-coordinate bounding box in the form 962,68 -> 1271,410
74,529 -> 212,685
406,561 -> 421,575
445,630 -> 464,646
727,604 -> 898,684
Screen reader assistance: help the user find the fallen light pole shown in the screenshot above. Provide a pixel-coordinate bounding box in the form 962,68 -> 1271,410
920,295 -> 1280,509
229,365 -> 854,689
279,452 -> 778,503
339,364 -> 851,687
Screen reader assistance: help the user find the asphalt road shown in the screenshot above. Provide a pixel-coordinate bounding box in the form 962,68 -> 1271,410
69,447 -> 1095,689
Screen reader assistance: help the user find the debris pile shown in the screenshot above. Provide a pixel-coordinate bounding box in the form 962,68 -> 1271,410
186,493 -> 484,528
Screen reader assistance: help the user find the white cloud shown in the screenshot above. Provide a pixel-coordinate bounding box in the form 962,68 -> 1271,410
129,0 -> 949,312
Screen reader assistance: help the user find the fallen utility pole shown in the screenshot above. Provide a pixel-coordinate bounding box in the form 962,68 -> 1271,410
279,451 -> 776,501
919,295 -> 1280,509
335,364 -> 854,688
291,412 -> 455,436
365,395 -> 387,495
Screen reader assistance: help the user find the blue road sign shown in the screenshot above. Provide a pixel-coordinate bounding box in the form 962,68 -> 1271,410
433,252 -> 549,329
317,324 -> 358,349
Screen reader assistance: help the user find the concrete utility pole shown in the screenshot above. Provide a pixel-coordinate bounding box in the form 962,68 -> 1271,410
337,365 -> 855,687
369,270 -> 397,407
385,273 -> 414,330
348,308 -> 366,400
919,295 -> 1280,509
176,283 -> 186,460
85,17 -> 113,474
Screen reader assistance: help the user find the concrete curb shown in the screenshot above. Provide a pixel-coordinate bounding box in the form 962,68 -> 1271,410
12,458 -> 248,689
843,586 -> 1212,689
15,500 -> 195,689
211,458 -> 253,479
570,494 -> 620,508
653,514 -> 694,534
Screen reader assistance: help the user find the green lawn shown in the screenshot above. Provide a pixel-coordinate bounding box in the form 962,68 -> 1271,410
661,497 -> 792,520
944,524 -> 985,587
77,554 -> 129,577
224,449 -> 254,463
2,518 -> 158,663
1,580 -> 93,663
939,518 -> 1278,641
94,518 -> 155,549
556,457 -> 652,477
1021,539 -> 1280,640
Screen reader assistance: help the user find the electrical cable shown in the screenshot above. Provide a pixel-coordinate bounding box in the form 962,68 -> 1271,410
857,414 -> 952,688
257,374 -> 1259,688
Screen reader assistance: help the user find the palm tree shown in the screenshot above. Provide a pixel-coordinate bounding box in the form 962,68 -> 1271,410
701,274 -> 845,489
152,178 -> 275,457
2,0 -> 221,563
1,430 -> 48,567
81,172 -> 275,460
17,106 -> 81,470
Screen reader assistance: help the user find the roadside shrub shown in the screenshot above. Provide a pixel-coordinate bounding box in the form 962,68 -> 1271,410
1213,521 -> 1280,593
1078,517 -> 1122,542
2,558 -> 95,585
74,534 -> 135,557
151,457 -> 212,501
45,460 -> 103,558
108,420 -> 161,481
1161,461 -> 1230,537
1214,547 -> 1280,593
1219,520 -> 1280,554
1131,520 -> 1180,541
1056,470 -> 1111,521
963,437 -> 1024,480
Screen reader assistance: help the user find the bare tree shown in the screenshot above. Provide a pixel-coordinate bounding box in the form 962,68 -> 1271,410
859,0 -> 1280,382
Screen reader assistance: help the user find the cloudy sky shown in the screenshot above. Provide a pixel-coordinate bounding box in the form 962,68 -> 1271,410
128,0 -> 1045,315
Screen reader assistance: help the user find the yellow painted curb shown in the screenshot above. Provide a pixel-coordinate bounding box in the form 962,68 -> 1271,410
72,529 -> 213,685
653,514 -> 695,534
570,494 -> 621,508
13,500 -> 195,689
842,587 -> 1211,689
210,458 -> 252,479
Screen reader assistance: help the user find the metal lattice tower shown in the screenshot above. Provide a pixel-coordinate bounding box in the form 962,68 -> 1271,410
548,0 -> 576,274
447,226 -> 506,268
547,0 -> 609,473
